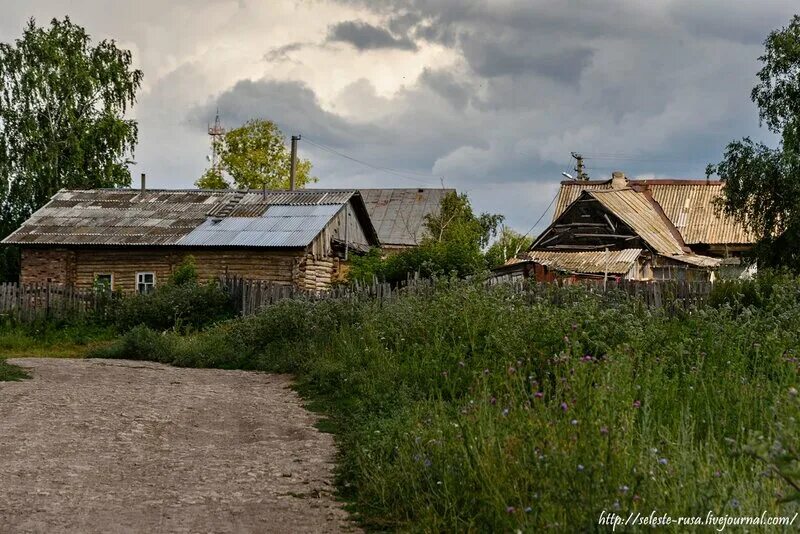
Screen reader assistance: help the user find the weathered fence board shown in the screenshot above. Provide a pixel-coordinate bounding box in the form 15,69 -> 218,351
0,283 -> 97,321
218,275 -> 721,317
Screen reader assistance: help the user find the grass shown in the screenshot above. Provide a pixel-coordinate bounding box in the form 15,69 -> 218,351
0,321 -> 115,359
91,278 -> 800,531
0,358 -> 28,381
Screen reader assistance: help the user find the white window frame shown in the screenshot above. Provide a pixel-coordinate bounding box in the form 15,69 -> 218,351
136,272 -> 156,294
94,273 -> 114,291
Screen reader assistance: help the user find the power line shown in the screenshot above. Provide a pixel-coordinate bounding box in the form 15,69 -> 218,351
521,190 -> 559,240
302,136 -> 443,185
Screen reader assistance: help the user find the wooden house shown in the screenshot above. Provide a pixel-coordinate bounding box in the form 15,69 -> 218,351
3,187 -> 379,292
494,172 -> 750,282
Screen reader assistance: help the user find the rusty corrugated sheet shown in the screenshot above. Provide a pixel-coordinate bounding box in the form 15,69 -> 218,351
506,248 -> 643,274
2,189 -> 371,247
359,188 -> 454,246
553,179 -> 753,245
588,189 -> 685,255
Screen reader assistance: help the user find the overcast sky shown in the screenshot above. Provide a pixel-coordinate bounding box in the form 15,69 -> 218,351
1,1 -> 796,234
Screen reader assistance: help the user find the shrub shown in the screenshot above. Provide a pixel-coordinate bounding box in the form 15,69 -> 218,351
111,280 -> 234,332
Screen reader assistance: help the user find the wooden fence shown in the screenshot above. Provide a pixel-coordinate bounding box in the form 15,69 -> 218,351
219,274 -> 718,317
0,283 -> 99,321
0,276 -> 721,322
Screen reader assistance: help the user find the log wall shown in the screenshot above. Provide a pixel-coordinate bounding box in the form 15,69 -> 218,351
19,247 -> 319,292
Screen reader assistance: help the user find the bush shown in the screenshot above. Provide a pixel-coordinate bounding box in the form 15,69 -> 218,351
111,280 -> 234,332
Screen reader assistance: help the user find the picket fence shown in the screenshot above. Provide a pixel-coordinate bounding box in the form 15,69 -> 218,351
0,276 -> 719,322
219,274 -> 717,317
0,282 -> 99,321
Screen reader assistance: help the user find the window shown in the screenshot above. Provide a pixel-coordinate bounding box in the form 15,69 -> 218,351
94,273 -> 113,292
136,272 -> 155,294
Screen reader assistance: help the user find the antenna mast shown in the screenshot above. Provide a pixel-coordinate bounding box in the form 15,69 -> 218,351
571,152 -> 589,181
208,109 -> 226,178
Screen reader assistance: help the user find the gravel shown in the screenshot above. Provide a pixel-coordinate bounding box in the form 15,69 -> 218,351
0,358 -> 355,533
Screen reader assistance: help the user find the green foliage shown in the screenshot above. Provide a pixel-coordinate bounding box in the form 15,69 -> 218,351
708,15 -> 800,270
485,227 -> 533,268
0,320 -> 114,358
195,119 -> 315,189
168,255 -> 198,286
0,359 -> 28,381
111,280 -> 234,333
0,17 -> 142,281
95,278 -> 800,530
350,192 -> 502,284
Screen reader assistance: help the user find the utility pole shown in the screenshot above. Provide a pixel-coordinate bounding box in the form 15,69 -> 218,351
571,152 -> 588,181
289,135 -> 301,191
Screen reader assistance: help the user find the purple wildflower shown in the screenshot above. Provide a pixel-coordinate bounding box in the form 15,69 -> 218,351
508,366 -> 516,375
600,426 -> 609,435
506,506 -> 516,514
490,396 -> 497,405
658,458 -> 668,465
560,402 -> 568,412
633,400 -> 641,408
534,392 -> 544,399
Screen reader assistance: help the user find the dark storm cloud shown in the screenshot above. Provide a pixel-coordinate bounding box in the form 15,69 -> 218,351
327,20 -> 417,51
418,68 -> 470,109
461,38 -> 594,82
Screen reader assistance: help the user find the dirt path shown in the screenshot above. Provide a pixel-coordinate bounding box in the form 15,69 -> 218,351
0,358 -> 354,534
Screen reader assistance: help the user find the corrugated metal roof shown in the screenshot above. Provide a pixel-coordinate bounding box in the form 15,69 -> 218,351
506,249 -> 643,274
359,188 -> 454,246
177,205 -> 341,247
553,179 -> 753,245
587,189 -> 686,255
664,253 -> 721,268
3,188 -> 378,248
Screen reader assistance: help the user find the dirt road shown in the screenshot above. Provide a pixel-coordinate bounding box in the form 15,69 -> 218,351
0,358 -> 354,533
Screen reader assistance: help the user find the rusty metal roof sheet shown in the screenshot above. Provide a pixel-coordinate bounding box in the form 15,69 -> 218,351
359,188 -> 455,246
587,189 -> 686,255
3,188 -> 379,248
553,179 -> 753,245
506,248 -> 643,274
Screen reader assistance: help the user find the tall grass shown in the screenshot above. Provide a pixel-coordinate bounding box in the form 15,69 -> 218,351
92,280 -> 800,531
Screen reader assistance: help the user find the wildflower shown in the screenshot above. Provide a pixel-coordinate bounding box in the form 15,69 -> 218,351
633,400 -> 641,408
729,498 -> 740,509
581,354 -> 593,362
577,464 -> 584,471
483,368 -> 490,375
502,408 -> 510,417
658,458 -> 668,465
524,507 -> 532,513
570,419 -> 578,425
508,366 -> 516,375
560,402 -> 568,412
458,360 -> 465,367
633,494 -> 641,502
620,485 -> 629,493
571,323 -> 578,331
534,392 -> 544,399
423,458 -> 432,468
506,506 -> 516,514
600,426 -> 609,435
442,371 -> 448,378
789,387 -> 798,397
612,500 -> 620,511
714,470 -> 721,478
490,396 -> 497,405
